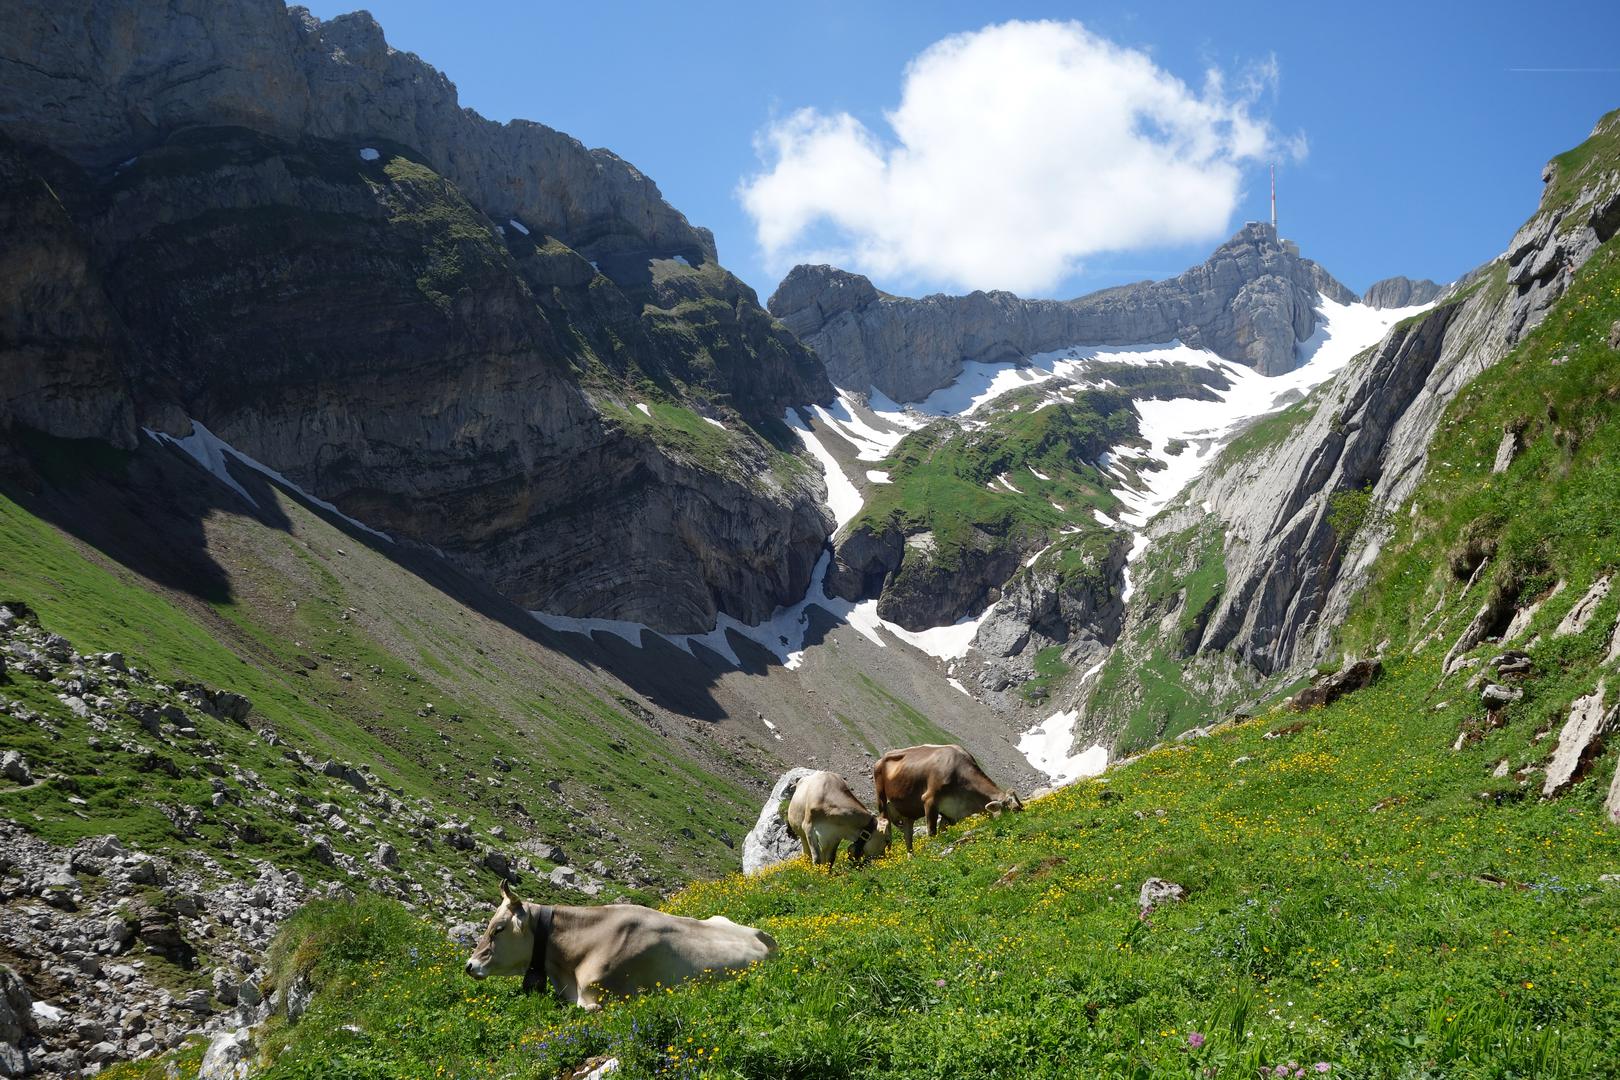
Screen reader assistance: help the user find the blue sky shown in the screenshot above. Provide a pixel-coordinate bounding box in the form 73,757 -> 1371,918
305,1 -> 1619,303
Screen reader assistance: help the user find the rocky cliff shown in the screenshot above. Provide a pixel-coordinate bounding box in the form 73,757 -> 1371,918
1081,110 -> 1620,747
1362,275 -> 1444,309
0,1 -> 833,634
770,222 -> 1356,403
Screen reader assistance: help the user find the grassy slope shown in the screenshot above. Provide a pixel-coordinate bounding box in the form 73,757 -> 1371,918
849,386 -> 1133,572
163,187 -> 1620,1080
0,451 -> 761,895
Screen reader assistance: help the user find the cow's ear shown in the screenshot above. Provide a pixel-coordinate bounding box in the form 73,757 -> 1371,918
500,880 -> 522,908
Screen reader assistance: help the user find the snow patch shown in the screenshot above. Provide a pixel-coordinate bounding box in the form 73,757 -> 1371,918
947,677 -> 974,697
358,147 -> 380,161
867,470 -> 892,484
507,218 -> 530,236
702,416 -> 727,430
635,402 -> 652,417
785,409 -> 862,531
1018,709 -> 1109,785
1029,465 -> 1051,481
146,422 -> 394,543
672,254 -> 691,267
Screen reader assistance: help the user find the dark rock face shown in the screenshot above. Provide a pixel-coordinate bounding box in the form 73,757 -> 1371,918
0,2 -> 711,264
770,223 -> 1357,402
0,143 -> 136,449
0,4 -> 834,634
1362,276 -> 1443,309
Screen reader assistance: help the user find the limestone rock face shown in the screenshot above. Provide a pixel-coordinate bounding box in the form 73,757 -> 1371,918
1362,276 -> 1444,309
770,223 -> 1357,402
0,145 -> 136,449
1101,110 -> 1620,717
0,2 -> 710,263
0,4 -> 833,634
742,768 -> 816,875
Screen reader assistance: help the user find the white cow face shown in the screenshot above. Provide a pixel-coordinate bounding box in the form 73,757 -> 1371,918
864,817 -> 892,860
465,885 -> 534,979
986,791 -> 1024,817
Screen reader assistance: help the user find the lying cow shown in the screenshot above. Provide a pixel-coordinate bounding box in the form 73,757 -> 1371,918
873,743 -> 1023,852
464,882 -> 777,1009
785,769 -> 890,870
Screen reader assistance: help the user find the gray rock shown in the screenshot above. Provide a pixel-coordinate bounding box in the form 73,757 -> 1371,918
1543,681 -> 1614,797
741,768 -> 817,874
374,843 -> 399,870
1481,684 -> 1524,707
197,1026 -> 252,1080
0,752 -> 30,785
1555,576 -> 1611,637
1137,878 -> 1188,917
0,966 -> 38,1077
772,223 -> 1356,403
1361,276 -> 1443,309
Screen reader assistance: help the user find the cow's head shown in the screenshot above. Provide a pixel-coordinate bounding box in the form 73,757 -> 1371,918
851,816 -> 891,862
465,881 -> 535,979
986,790 -> 1024,817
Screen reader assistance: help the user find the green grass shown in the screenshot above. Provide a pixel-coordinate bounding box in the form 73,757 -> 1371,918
1541,108 -> 1620,228
0,463 -> 755,894
1020,644 -> 1071,704
850,387 -> 1134,575
164,641 -> 1620,1078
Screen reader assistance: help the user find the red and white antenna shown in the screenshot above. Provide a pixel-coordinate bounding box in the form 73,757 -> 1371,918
1270,162 -> 1277,232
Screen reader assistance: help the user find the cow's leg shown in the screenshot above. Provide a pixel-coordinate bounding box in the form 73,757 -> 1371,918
824,839 -> 840,872
807,825 -> 824,866
923,790 -> 942,836
899,817 -> 915,853
794,822 -> 812,861
572,962 -> 609,1012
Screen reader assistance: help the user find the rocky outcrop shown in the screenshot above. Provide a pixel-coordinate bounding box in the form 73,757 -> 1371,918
1362,276 -> 1444,309
770,223 -> 1357,402
742,768 -> 815,874
0,5 -> 834,634
967,533 -> 1130,696
1289,659 -> 1382,711
0,2 -> 710,264
0,143 -> 136,449
1097,110 -> 1620,718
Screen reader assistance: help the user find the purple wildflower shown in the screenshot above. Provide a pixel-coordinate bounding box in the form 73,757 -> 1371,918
1315,1067 -> 1331,1075
1187,1032 -> 1205,1049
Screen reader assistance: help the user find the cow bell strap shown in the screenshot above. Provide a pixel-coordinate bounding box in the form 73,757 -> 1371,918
522,904 -> 555,994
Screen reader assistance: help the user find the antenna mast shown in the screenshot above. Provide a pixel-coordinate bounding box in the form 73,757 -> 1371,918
1270,162 -> 1277,233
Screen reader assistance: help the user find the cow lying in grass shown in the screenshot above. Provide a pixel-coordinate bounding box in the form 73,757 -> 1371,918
785,769 -> 891,870
874,743 -> 1023,852
464,882 -> 776,1009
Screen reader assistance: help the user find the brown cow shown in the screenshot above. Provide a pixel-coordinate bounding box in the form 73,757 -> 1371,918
785,770 -> 891,870
873,743 -> 1023,852
464,882 -> 776,1009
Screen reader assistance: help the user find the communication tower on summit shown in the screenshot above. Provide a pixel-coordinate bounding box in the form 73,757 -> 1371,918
1270,162 -> 1277,233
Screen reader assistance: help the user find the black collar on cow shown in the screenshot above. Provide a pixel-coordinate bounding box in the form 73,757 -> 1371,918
522,904 -> 555,995
850,814 -> 878,861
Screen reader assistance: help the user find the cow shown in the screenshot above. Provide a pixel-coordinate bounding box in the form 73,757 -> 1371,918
873,743 -> 1023,852
785,770 -> 891,871
464,882 -> 777,1009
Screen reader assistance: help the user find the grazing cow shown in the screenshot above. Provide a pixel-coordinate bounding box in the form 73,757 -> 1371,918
873,743 -> 1023,852
785,770 -> 891,870
464,882 -> 776,1009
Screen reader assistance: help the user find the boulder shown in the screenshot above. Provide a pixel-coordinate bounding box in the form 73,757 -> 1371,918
1482,683 -> 1524,708
741,768 -> 816,874
198,1027 -> 253,1079
0,752 -> 30,785
1138,878 -> 1188,917
0,966 -> 38,1078
1290,658 -> 1382,711
1555,576 -> 1612,637
1543,681 -> 1614,797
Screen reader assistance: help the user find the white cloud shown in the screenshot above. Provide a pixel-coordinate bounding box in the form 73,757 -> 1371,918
740,21 -> 1303,295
